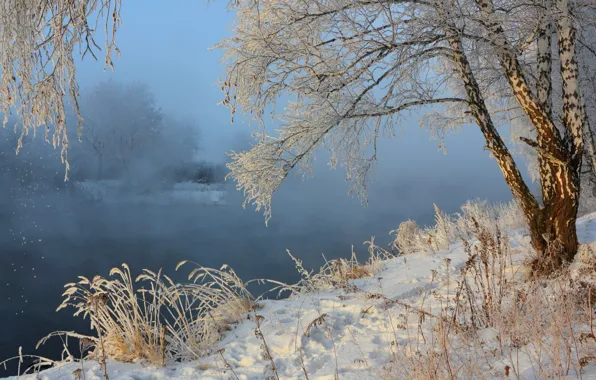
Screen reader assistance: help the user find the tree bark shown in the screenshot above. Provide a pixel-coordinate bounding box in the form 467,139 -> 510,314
535,2 -> 558,205
444,32 -> 551,254
585,127 -> 596,196
469,0 -> 583,266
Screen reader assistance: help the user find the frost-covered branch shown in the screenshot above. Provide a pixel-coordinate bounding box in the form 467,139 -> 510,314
0,0 -> 121,177
219,0 -> 481,217
227,94 -> 467,221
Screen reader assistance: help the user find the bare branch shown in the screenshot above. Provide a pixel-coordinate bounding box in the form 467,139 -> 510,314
0,0 -> 121,178
519,136 -> 568,166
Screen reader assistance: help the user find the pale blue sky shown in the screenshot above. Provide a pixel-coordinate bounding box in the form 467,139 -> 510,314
76,1 -> 237,158
73,0 -> 520,214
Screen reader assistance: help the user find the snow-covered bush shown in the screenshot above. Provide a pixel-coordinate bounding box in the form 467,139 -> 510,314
391,200 -> 525,255
433,203 -> 456,250
391,220 -> 421,255
274,242 -> 394,296
456,199 -> 494,238
457,199 -> 525,237
491,201 -> 526,232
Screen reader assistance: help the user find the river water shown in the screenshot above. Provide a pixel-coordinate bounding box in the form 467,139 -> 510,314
0,164 -> 513,375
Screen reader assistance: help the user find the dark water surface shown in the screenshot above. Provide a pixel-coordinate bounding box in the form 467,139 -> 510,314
0,167 -> 513,375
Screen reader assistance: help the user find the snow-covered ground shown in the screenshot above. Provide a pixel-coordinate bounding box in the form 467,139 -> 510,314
4,212 -> 596,379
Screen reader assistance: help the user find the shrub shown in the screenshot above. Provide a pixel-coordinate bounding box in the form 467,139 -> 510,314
392,220 -> 421,255
272,240 -> 394,296
391,200 -> 525,256
52,262 -> 254,366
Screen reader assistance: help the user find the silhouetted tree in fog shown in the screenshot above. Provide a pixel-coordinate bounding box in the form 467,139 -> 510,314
73,81 -> 164,179
68,81 -> 202,187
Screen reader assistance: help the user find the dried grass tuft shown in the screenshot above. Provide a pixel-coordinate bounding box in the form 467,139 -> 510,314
48,262 -> 254,366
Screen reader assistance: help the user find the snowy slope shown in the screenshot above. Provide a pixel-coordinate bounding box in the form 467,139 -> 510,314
4,212 -> 596,380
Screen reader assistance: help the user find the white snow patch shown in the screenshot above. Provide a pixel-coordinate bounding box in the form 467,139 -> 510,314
4,212 -> 596,380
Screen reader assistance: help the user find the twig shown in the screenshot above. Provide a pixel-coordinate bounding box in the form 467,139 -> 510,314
217,349 -> 240,380
519,137 -> 567,166
299,347 -> 310,380
254,314 -> 279,380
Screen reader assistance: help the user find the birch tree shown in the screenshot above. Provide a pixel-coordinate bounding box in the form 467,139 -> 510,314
510,0 -> 596,210
575,4 -> 596,198
218,0 -> 592,270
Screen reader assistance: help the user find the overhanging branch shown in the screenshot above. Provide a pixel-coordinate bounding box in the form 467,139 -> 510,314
345,98 -> 468,119
348,98 -> 469,119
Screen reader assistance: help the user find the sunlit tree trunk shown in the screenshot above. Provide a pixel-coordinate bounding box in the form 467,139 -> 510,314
535,1 -> 557,207
447,0 -> 585,267
475,0 -> 585,265
446,34 -> 549,255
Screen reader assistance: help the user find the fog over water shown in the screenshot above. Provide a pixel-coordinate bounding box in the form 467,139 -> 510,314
0,0 -> 524,374
0,129 -> 515,373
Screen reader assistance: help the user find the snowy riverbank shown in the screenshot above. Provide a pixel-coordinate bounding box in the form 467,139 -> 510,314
3,210 -> 596,380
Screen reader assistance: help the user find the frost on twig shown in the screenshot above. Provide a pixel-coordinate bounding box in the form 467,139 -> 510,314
0,0 -> 121,177
217,0 -> 470,220
226,92 -> 391,222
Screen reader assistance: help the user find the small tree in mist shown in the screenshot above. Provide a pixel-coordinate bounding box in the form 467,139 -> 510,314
73,81 -> 163,179
68,81 -> 201,186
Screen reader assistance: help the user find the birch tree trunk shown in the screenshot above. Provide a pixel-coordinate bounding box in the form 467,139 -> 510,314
443,0 -> 584,267
465,0 -> 584,267
542,0 -> 585,263
446,33 -> 549,255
